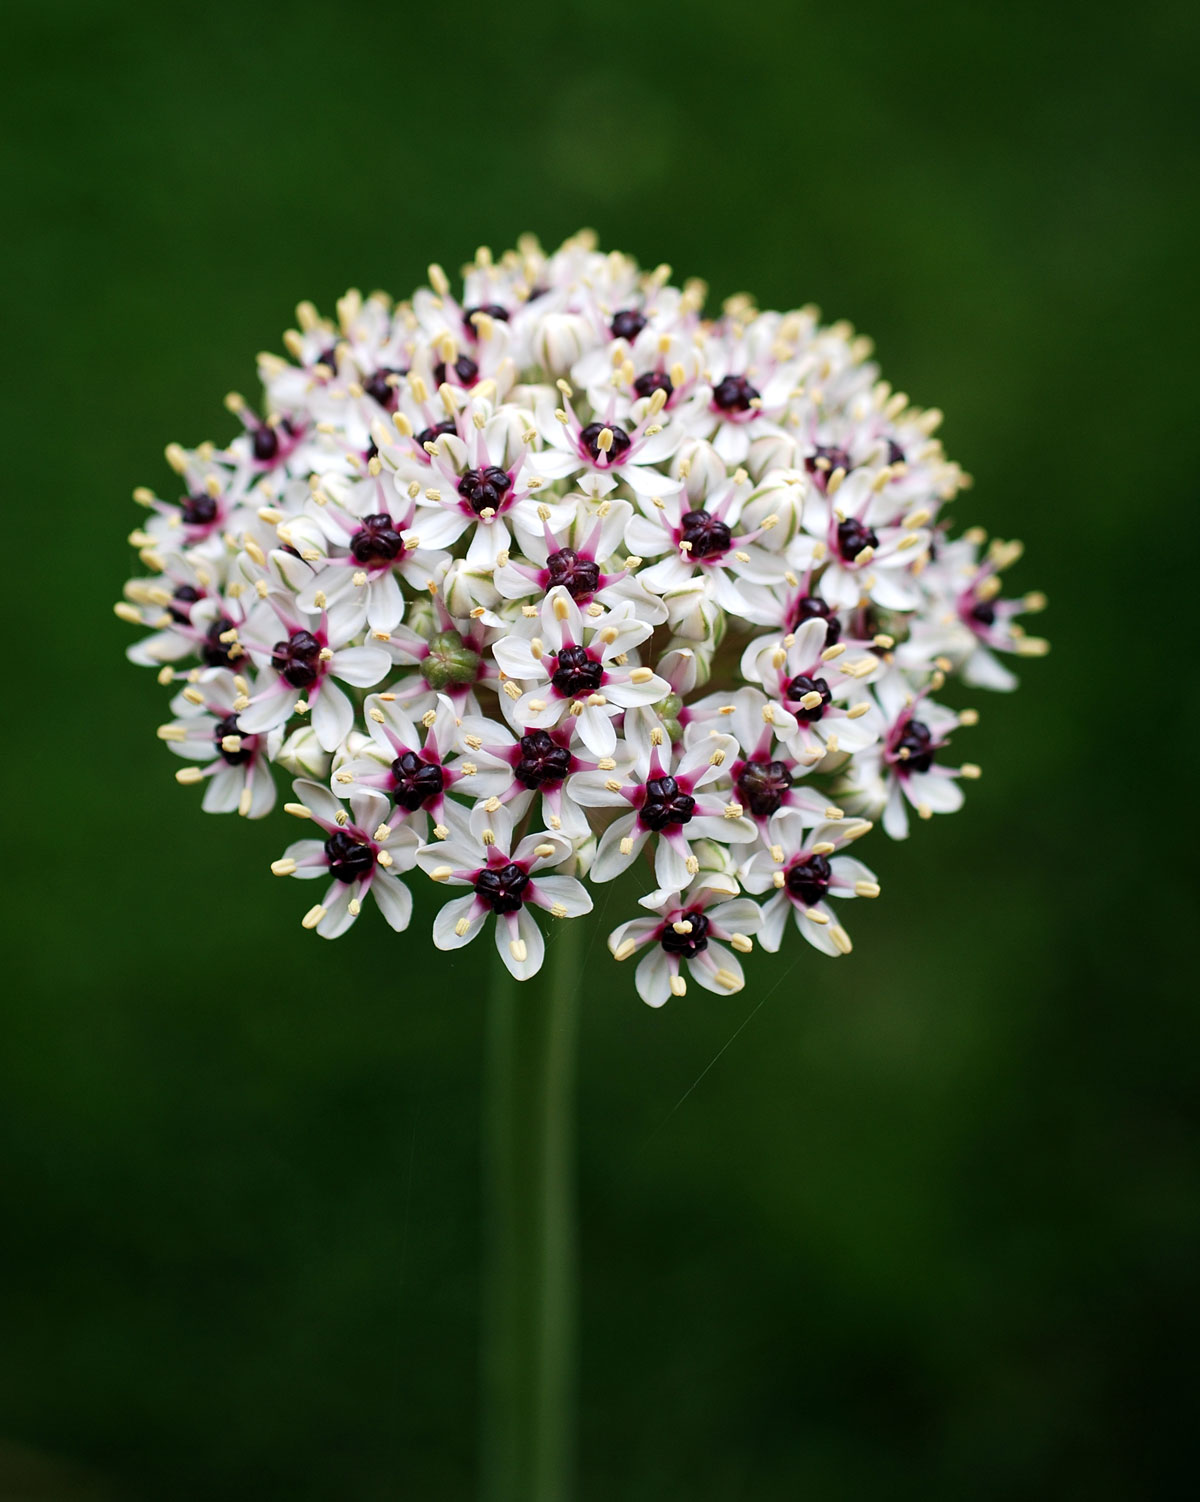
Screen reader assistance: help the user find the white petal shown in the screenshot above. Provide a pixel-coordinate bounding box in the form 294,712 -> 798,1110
689,943 -> 744,994
607,915 -> 661,957
498,907 -> 545,981
541,586 -> 583,650
908,769 -> 965,814
653,834 -> 693,892
432,894 -> 486,950
312,680 -> 354,751
797,904 -> 844,956
528,875 -> 593,918
788,617 -> 829,670
708,898 -> 763,936
635,946 -> 674,1007
245,765 -> 278,819
470,800 -> 515,851
604,675 -> 670,709
200,764 -> 241,814
293,777 -> 344,826
236,683 -> 298,735
492,636 -> 543,680
333,645 -> 392,687
829,856 -> 876,894
626,514 -> 673,558
513,830 -> 573,869
317,884 -> 360,940
366,571 -> 404,633
881,782 -> 910,840
591,814 -> 643,882
757,892 -> 790,952
574,703 -> 617,758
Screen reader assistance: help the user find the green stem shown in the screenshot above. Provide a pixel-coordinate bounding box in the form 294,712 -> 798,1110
482,917 -> 582,1502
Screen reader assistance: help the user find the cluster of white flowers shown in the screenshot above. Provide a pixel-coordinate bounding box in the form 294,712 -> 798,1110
118,233 -> 1046,1006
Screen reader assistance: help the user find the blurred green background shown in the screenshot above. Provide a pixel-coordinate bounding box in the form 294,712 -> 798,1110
3,0 -> 1197,1496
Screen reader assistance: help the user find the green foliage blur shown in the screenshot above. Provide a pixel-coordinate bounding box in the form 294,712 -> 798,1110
3,0 -> 1197,1496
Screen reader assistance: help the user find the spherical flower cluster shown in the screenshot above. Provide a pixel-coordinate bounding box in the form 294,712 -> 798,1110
118,232 -> 1047,1004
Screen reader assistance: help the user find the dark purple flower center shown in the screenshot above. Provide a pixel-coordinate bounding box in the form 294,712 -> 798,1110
416,419 -> 457,450
886,440 -> 906,466
351,513 -> 404,564
474,861 -> 530,914
212,713 -> 252,766
735,758 -> 793,818
639,775 -> 696,832
271,629 -> 324,689
660,910 -> 710,958
514,730 -> 572,790
463,304 -> 509,334
679,509 -> 732,559
433,354 -> 479,388
545,547 -> 600,600
181,493 -> 218,527
364,366 -> 405,409
201,616 -> 238,668
712,374 -> 759,412
252,426 -> 280,462
836,517 -> 879,562
968,599 -> 996,629
316,345 -> 339,371
785,674 -> 833,722
633,370 -> 673,400
854,605 -> 883,646
458,466 -> 513,516
806,445 -> 853,488
785,853 -> 832,906
390,750 -> 445,811
610,309 -> 647,341
550,645 -> 603,697
891,718 -> 935,773
169,584 -> 202,624
580,422 -> 632,464
324,829 -> 376,884
790,595 -> 841,648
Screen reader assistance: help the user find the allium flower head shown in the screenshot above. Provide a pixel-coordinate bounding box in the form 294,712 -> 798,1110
118,232 -> 1045,1002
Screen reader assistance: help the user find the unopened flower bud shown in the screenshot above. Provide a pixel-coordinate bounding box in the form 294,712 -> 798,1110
275,726 -> 331,779
532,313 -> 596,376
424,629 -> 481,689
673,440 -> 725,502
746,430 -> 800,479
652,693 -> 684,743
331,730 -> 380,773
440,559 -> 500,618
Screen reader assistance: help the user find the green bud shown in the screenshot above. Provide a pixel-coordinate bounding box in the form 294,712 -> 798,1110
653,694 -> 684,744
424,630 -> 481,689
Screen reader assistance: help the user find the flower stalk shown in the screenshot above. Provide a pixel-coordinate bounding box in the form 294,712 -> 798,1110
482,914 -> 582,1501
